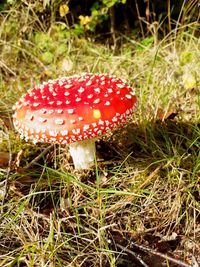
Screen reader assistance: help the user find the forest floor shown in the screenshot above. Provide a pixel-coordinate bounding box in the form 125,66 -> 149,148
0,5 -> 200,266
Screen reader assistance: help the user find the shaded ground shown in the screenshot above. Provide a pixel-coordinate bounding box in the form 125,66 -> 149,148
1,108 -> 200,265
0,3 -> 199,264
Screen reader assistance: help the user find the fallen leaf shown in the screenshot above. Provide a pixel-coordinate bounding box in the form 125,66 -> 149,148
157,108 -> 177,121
0,152 -> 10,167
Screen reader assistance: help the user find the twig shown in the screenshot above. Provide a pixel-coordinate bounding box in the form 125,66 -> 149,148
116,243 -> 149,267
25,144 -> 55,169
130,241 -> 192,267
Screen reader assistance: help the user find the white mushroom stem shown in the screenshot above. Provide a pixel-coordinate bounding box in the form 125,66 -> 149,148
69,139 -> 96,169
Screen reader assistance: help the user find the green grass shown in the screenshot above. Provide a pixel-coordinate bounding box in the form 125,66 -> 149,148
0,2 -> 200,266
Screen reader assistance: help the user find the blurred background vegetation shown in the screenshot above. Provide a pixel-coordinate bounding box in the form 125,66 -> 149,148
0,0 -> 199,67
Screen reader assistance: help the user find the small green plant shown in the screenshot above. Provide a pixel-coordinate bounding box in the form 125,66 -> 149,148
180,51 -> 194,65
32,24 -> 70,64
136,36 -> 154,51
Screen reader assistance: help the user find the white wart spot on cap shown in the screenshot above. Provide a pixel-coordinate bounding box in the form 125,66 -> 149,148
72,128 -> 81,135
49,130 -> 58,137
112,117 -> 118,122
93,98 -> 100,104
78,87 -> 85,93
33,102 -> 40,107
125,94 -> 132,99
68,109 -> 74,114
55,119 -> 65,125
64,84 -> 73,89
116,83 -> 124,88
61,130 -> 68,136
47,110 -> 54,114
86,80 -> 92,86
83,124 -> 90,131
87,94 -> 93,99
94,88 -> 101,93
70,119 -> 76,124
104,101 -> 111,106
130,91 -> 135,96
56,109 -> 63,114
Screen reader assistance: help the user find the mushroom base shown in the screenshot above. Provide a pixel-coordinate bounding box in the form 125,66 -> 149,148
69,139 -> 96,170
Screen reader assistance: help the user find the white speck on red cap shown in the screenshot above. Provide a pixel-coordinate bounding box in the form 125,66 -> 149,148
87,94 -> 93,99
33,102 -> 40,107
104,101 -> 111,106
125,94 -> 132,99
86,80 -> 92,86
55,119 -> 65,125
64,84 -> 73,89
61,130 -> 68,136
47,110 -> 54,114
78,87 -> 85,93
68,109 -> 74,114
56,109 -> 63,114
94,88 -> 101,93
49,130 -> 58,137
93,98 -> 100,104
70,119 -> 76,124
72,128 -> 81,135
116,83 -> 124,88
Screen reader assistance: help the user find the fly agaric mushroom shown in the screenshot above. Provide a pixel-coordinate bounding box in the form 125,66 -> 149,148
12,73 -> 137,169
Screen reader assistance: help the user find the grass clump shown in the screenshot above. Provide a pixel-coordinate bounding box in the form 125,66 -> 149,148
0,2 -> 200,266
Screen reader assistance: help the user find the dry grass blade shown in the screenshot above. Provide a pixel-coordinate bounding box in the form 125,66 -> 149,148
106,166 -> 161,214
0,1 -> 200,266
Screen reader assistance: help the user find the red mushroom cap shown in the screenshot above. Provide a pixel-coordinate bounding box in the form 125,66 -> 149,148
12,73 -> 137,144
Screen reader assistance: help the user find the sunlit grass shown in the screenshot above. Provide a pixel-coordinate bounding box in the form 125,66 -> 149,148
0,2 -> 200,266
